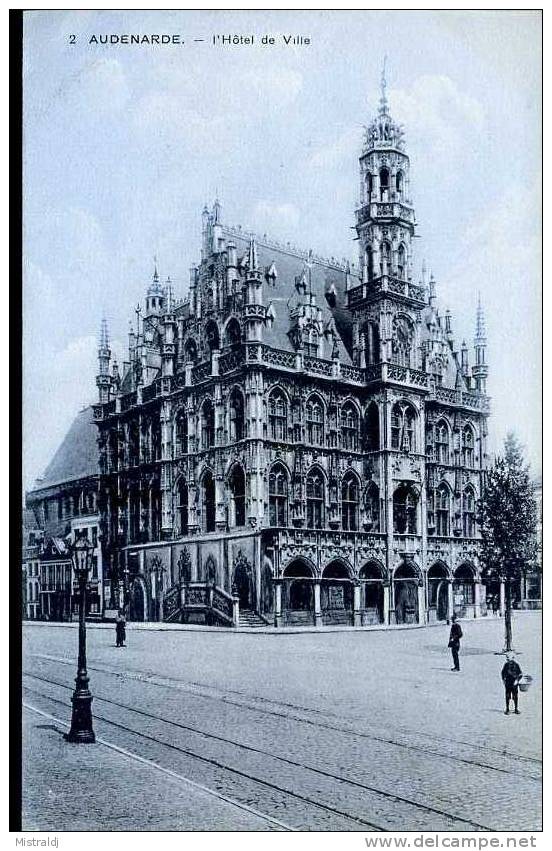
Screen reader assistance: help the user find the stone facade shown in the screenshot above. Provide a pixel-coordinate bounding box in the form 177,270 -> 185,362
94,85 -> 492,627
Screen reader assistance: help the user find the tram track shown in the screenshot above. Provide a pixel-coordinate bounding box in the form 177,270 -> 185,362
24,677 -> 497,832
28,652 -> 542,780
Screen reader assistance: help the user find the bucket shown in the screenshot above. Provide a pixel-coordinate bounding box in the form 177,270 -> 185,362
518,674 -> 533,693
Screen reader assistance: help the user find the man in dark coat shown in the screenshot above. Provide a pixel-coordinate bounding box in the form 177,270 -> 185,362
448,613 -> 463,671
115,611 -> 126,647
501,652 -> 522,714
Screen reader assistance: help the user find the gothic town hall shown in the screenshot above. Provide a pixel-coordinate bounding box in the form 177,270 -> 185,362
92,85 -> 490,628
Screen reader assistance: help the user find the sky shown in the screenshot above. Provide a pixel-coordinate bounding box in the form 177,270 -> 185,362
22,9 -> 542,490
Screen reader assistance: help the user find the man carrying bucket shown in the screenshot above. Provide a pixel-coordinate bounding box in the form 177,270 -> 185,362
501,652 -> 522,715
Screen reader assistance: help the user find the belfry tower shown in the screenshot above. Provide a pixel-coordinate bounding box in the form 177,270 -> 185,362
356,63 -> 415,287
347,63 -> 425,370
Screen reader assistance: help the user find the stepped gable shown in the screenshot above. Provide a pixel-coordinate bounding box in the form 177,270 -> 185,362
222,227 -> 358,363
35,405 -> 99,490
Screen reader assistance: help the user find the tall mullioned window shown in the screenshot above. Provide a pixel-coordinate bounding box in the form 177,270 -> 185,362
393,485 -> 417,534
175,409 -> 188,456
391,403 -> 416,451
229,389 -> 245,442
268,390 -> 287,441
435,421 -> 449,464
463,487 -> 476,537
269,464 -> 288,527
201,400 -> 215,449
340,403 -> 359,451
306,468 -> 325,529
178,480 -> 188,536
462,426 -> 475,467
435,484 -> 450,537
341,473 -> 359,531
306,396 -> 324,446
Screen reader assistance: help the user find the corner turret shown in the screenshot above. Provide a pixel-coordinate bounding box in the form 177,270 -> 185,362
96,317 -> 111,403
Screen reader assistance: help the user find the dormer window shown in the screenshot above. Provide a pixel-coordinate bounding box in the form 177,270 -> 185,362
302,324 -> 319,357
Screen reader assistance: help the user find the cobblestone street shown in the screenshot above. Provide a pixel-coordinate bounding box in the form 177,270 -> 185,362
22,613 -> 542,831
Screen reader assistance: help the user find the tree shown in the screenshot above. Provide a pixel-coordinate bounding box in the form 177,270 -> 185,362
478,434 -> 538,651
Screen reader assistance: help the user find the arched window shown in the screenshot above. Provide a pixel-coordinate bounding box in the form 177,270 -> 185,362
396,170 -> 404,197
269,464 -> 288,527
229,388 -> 245,442
201,400 -> 215,449
365,247 -> 374,282
306,396 -> 324,446
340,403 -> 359,451
463,486 -> 476,537
177,480 -> 188,537
363,321 -> 380,365
140,418 -> 150,463
393,485 -> 418,534
175,409 -> 188,456
364,402 -> 380,451
268,389 -> 288,441
306,468 -> 325,529
205,320 -> 220,355
224,318 -> 242,348
184,338 -> 198,365
302,324 -> 319,357
341,472 -> 359,531
202,471 -> 216,533
391,403 -> 416,451
397,243 -> 407,279
435,420 -> 449,464
364,481 -> 380,531
365,172 -> 373,201
128,421 -> 139,467
462,426 -> 475,467
379,167 -> 389,200
453,564 -> 475,605
151,419 -> 161,461
228,464 -> 246,527
391,315 -> 414,367
380,240 -> 391,275
436,484 -> 450,536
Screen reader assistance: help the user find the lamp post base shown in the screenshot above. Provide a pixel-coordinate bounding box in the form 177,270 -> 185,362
64,685 -> 95,744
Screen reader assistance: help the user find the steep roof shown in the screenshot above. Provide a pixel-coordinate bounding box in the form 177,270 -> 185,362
222,228 -> 358,364
32,406 -> 99,491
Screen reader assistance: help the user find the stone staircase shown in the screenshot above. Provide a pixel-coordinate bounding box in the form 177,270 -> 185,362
238,609 -> 269,628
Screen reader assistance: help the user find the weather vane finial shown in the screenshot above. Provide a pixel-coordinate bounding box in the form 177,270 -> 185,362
380,55 -> 388,114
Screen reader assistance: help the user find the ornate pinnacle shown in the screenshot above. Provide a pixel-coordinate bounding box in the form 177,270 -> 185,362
99,317 -> 109,350
475,294 -> 487,344
247,236 -> 258,272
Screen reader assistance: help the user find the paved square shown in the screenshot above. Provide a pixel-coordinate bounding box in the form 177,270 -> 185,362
22,612 -> 541,831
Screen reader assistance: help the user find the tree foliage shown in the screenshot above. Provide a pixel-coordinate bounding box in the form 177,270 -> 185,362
478,433 -> 538,580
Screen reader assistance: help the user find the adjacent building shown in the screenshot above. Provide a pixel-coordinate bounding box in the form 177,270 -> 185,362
24,406 -> 105,619
93,83 -> 492,627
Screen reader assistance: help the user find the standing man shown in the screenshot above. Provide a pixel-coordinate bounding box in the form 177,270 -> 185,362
501,652 -> 522,715
448,613 -> 463,671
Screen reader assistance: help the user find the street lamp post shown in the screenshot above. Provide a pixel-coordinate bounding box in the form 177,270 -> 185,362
64,532 -> 95,744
